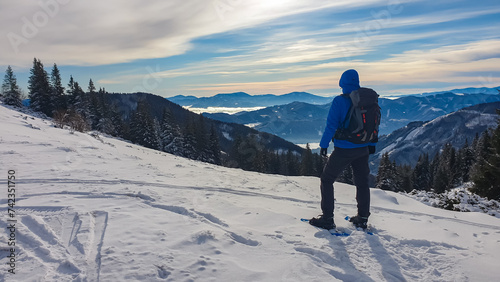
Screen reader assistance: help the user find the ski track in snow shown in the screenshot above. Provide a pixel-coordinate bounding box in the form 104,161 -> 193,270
17,178 -> 317,205
13,178 -> 500,231
0,208 -> 108,281
1,103 -> 500,281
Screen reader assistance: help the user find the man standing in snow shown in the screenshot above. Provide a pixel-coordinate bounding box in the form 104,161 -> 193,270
309,69 -> 378,230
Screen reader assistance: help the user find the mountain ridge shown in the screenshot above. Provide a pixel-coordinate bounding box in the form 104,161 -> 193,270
105,92 -> 304,157
420,86 -> 500,96
370,101 -> 500,172
203,92 -> 500,144
168,91 -> 333,108
168,86 -> 500,108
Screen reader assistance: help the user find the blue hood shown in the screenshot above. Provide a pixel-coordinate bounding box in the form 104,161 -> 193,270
339,69 -> 360,94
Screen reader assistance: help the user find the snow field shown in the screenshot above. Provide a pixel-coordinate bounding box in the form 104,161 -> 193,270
1,103 -> 500,281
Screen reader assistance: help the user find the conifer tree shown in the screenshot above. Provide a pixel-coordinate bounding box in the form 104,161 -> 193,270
28,58 -> 53,116
392,160 -> 400,189
90,90 -> 105,130
107,102 -> 125,137
193,115 -> 217,163
229,135 -> 244,168
169,110 -> 184,153
429,143 -> 462,193
87,78 -> 101,128
460,139 -> 475,183
300,144 -> 315,176
96,108 -> 116,135
471,114 -> 500,200
50,64 -> 66,112
279,151 -> 290,176
152,118 -> 163,151
66,75 -> 78,108
181,118 -> 198,159
396,164 -> 413,192
412,153 -> 431,191
195,115 -> 208,152
268,152 -> 281,175
160,107 -> 179,153
433,165 -> 448,194
88,79 -> 96,94
208,125 -> 221,165
286,150 -> 300,176
429,151 -> 440,189
238,135 -> 261,171
432,148 -> 448,193
73,82 -> 90,118
129,100 -> 159,150
444,143 -> 460,188
253,148 -> 269,173
474,131 -> 492,163
377,152 -> 397,191
1,66 -> 23,107
471,133 -> 480,156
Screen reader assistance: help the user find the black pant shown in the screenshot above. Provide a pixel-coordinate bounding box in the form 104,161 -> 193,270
320,147 -> 370,218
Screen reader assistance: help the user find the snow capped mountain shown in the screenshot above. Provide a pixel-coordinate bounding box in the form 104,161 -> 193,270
361,91 -> 500,137
1,103 -> 500,281
371,102 -> 500,172
420,86 -> 500,96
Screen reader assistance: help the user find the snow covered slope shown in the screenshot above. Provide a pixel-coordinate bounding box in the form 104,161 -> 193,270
1,104 -> 500,281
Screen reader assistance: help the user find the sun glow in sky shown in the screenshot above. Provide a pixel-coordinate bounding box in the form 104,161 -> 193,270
1,0 -> 499,97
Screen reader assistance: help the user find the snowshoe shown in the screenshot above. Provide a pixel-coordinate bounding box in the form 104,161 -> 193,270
348,215 -> 369,229
308,215 -> 335,230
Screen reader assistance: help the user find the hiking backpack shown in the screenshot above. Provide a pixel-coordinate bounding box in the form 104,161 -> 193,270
334,87 -> 381,144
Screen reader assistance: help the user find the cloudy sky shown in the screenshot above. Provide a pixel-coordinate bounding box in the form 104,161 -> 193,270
1,0 -> 499,97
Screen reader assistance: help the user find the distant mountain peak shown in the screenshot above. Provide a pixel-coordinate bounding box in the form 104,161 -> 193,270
214,92 -> 251,97
283,91 -> 312,95
168,94 -> 197,99
419,86 -> 500,96
167,91 -> 332,108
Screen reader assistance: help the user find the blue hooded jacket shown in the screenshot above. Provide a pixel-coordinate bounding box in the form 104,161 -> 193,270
339,69 -> 360,95
320,69 -> 377,149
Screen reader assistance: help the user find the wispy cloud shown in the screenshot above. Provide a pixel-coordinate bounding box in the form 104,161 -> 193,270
184,39 -> 500,96
1,0 -> 498,97
0,0 -> 390,67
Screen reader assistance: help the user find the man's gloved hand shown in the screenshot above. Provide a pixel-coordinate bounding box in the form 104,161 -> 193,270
320,148 -> 328,158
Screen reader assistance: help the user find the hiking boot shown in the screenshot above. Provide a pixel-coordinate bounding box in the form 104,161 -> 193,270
309,215 -> 335,230
349,215 -> 369,229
